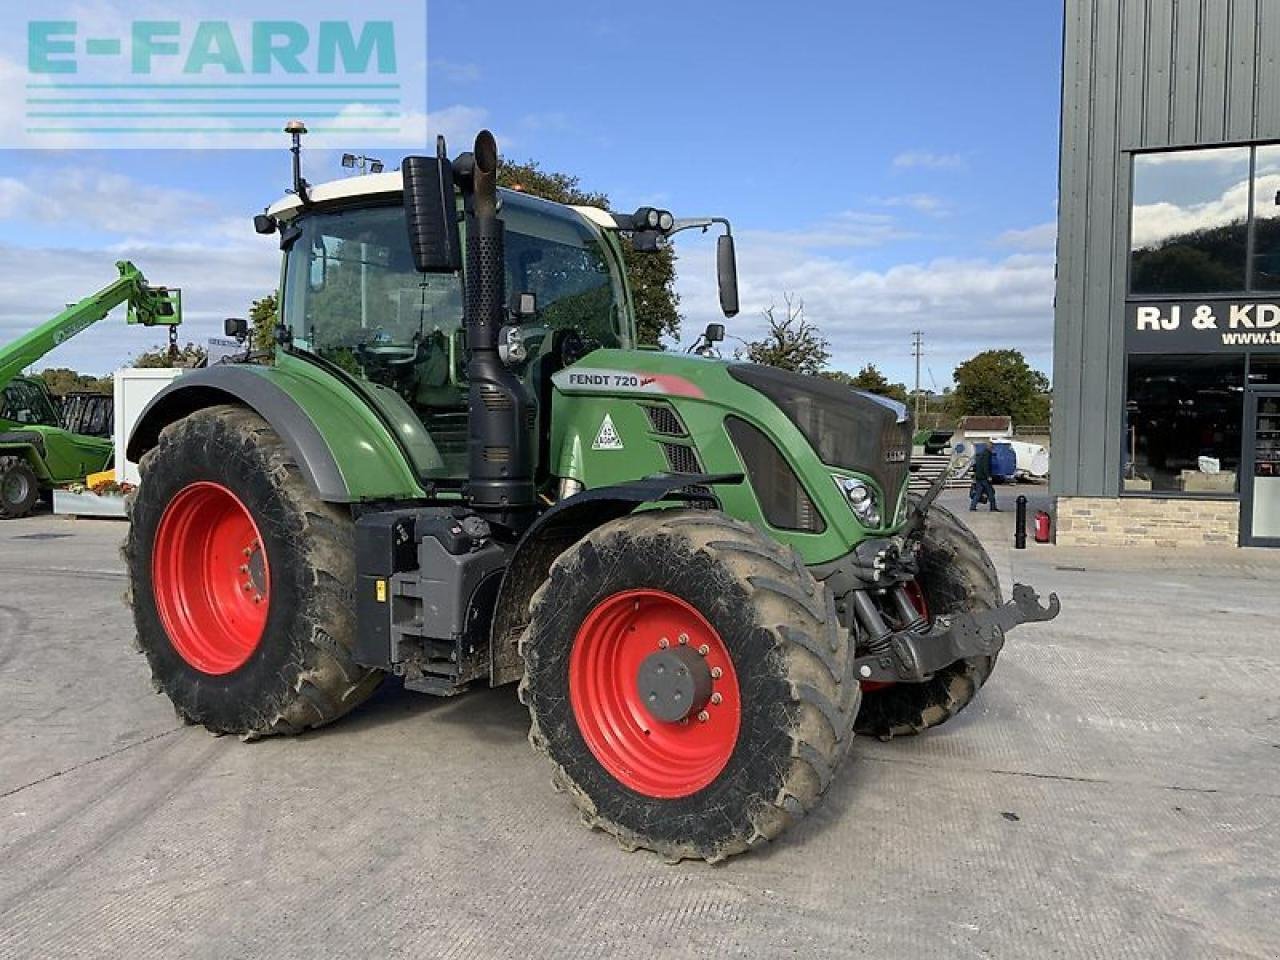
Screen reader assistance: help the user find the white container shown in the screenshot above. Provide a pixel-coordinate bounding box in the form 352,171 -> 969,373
113,368 -> 186,485
52,489 -> 127,519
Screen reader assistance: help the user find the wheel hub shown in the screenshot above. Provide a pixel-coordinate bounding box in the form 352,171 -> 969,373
568,589 -> 742,799
151,481 -> 271,675
636,646 -> 712,723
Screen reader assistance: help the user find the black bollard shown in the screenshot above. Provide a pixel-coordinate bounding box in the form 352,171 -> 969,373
1014,495 -> 1028,549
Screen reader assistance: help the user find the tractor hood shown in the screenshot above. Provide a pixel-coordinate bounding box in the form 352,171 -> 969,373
725,362 -> 914,506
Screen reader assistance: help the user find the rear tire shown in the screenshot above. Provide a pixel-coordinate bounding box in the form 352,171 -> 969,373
125,405 -> 382,737
855,499 -> 1001,739
0,457 -> 39,519
520,510 -> 859,862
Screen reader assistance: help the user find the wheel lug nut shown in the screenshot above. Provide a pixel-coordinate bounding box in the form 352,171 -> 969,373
242,547 -> 252,557
697,644 -> 709,656
710,692 -> 722,705
658,637 -> 669,649
697,710 -> 710,723
711,667 -> 723,679
242,583 -> 252,592
678,633 -> 689,645
239,564 -> 249,573
253,594 -> 263,604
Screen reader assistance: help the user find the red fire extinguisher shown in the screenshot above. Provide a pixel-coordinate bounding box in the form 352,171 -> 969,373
1034,510 -> 1052,544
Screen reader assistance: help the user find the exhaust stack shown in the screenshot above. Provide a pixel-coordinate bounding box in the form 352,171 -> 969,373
462,131 -> 536,530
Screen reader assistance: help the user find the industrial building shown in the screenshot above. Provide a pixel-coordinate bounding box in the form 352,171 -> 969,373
1053,0 -> 1280,547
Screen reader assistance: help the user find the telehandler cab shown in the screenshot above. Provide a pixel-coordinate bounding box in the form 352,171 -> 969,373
125,127 -> 1058,861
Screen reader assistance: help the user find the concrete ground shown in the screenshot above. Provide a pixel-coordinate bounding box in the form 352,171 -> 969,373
1,494 -> 1277,959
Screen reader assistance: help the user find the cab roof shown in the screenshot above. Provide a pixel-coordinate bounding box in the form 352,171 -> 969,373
266,170 -> 618,230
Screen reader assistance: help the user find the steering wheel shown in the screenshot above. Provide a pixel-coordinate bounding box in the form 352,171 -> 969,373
356,341 -> 423,368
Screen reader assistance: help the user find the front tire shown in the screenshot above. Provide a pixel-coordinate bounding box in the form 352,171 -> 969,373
520,511 -> 859,862
125,405 -> 381,737
0,457 -> 39,519
855,499 -> 1002,739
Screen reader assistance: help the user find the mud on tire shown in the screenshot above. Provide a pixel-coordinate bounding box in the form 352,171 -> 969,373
125,405 -> 381,737
519,510 -> 859,862
855,498 -> 1002,739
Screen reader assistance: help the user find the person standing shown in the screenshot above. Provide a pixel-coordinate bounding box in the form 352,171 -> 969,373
970,443 -> 1000,512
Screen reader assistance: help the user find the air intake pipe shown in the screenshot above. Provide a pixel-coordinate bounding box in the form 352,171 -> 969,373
462,131 -> 536,531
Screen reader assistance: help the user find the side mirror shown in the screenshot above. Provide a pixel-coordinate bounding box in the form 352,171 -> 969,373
253,213 -> 277,235
224,317 -> 249,340
703,322 -> 725,344
717,234 -> 739,318
403,137 -> 462,273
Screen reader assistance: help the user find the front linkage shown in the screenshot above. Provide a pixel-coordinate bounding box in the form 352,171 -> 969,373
835,463 -> 1061,687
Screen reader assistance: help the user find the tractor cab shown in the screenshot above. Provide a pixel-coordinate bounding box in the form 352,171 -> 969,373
267,179 -> 635,483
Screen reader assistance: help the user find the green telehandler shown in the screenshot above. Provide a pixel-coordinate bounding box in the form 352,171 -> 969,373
0,261 -> 182,518
125,127 -> 1058,861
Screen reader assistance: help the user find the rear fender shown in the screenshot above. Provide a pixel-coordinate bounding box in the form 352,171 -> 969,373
126,364 -> 427,503
0,434 -> 51,482
487,472 -> 742,686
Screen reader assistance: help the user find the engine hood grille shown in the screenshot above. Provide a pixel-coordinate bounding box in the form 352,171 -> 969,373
727,363 -> 913,502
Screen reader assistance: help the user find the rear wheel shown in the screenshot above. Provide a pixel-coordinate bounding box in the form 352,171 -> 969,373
520,510 -> 859,862
125,405 -> 382,737
855,499 -> 1002,739
0,457 -> 39,519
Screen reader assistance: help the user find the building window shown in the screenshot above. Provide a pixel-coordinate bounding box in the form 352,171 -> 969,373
1129,147 -> 1251,295
1251,145 -> 1280,290
1124,354 -> 1244,494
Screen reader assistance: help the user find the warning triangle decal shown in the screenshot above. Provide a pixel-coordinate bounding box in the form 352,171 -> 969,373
593,413 -> 624,450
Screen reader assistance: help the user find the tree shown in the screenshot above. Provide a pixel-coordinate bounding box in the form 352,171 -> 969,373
132,342 -> 207,369
249,292 -> 278,352
498,158 -> 680,345
743,294 -> 829,375
826,363 -> 910,405
36,367 -> 112,395
951,349 -> 1051,425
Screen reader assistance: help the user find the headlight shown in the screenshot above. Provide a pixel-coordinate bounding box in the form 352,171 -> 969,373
833,475 -> 882,527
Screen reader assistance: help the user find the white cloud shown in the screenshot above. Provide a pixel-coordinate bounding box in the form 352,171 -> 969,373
1131,175 -> 1254,249
0,169 -> 219,235
998,220 -> 1058,251
874,193 -> 950,216
892,150 -> 967,170
673,229 -> 1055,383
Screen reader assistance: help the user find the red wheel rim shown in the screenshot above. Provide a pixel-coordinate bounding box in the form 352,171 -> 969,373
861,580 -> 930,693
151,481 -> 270,675
569,589 -> 741,799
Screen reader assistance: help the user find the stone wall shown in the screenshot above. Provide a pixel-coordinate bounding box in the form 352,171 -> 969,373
1055,497 -> 1239,547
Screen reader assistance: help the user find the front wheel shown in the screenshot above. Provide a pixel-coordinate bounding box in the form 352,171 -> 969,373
520,511 -> 859,862
0,457 -> 39,519
855,499 -> 1002,738
125,405 -> 382,737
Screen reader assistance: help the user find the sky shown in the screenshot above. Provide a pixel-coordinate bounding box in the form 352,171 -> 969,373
0,0 -> 1065,389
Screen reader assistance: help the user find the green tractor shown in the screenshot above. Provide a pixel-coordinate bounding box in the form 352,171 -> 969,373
125,128 -> 1058,861
0,262 -> 182,518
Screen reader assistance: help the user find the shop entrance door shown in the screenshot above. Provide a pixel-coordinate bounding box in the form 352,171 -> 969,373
1242,389 -> 1280,547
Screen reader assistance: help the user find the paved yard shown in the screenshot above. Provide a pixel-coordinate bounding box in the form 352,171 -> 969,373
0,495 -> 1277,958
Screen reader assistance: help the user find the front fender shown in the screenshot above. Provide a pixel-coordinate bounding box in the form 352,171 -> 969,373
126,362 -> 427,503
487,472 -> 742,686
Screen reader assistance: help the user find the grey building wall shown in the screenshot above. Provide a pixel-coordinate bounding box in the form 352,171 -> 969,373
1052,0 -> 1280,497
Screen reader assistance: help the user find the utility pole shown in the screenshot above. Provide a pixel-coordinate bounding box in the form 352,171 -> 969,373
911,331 -> 924,423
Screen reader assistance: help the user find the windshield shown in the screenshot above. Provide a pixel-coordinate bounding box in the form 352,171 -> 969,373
282,192 -> 627,375
1,380 -> 60,427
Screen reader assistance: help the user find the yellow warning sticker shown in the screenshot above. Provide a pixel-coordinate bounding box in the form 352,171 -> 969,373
376,579 -> 387,603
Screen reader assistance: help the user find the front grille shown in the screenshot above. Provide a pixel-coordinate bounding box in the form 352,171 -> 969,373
725,416 -> 825,533
643,404 -> 687,437
479,387 -> 512,412
661,442 -> 702,475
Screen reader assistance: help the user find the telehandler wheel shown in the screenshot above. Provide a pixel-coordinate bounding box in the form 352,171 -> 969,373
125,405 -> 382,737
519,510 -> 859,862
0,457 -> 39,519
855,498 -> 1002,739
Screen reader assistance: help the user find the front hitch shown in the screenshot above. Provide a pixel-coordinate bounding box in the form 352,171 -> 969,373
854,584 -> 1061,684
